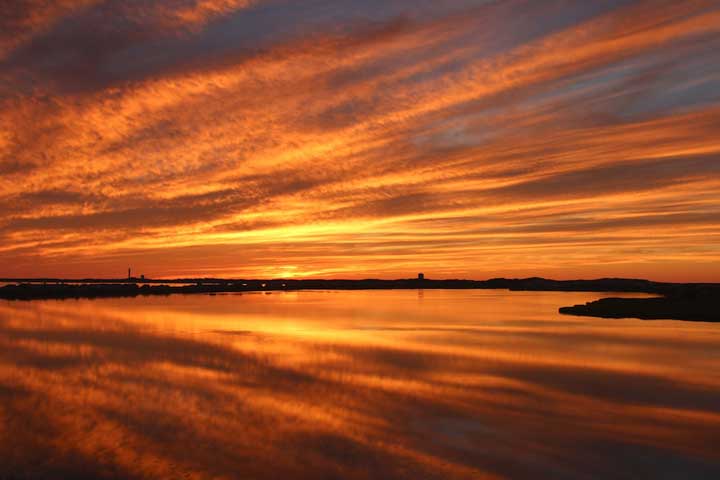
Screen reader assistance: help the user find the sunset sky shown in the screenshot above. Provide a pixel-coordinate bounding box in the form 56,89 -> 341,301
1,0 -> 719,281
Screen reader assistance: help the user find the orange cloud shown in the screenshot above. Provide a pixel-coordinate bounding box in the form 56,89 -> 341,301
1,0 -> 719,281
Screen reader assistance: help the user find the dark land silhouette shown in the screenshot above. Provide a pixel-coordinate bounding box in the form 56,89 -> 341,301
0,276 -> 718,322
559,288 -> 720,322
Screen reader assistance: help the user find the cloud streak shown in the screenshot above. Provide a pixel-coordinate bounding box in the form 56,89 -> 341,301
1,0 -> 719,280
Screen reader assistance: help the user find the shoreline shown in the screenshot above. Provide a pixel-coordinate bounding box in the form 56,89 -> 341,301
559,296 -> 719,323
0,276 -> 693,300
1,277 -> 718,323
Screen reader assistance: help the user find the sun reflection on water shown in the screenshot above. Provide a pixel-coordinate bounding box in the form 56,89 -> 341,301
1,290 -> 719,479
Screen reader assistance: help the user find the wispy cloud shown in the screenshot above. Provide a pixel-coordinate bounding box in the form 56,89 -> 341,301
1,0 -> 719,280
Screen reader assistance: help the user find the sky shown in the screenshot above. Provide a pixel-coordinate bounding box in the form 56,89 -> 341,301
1,0 -> 719,281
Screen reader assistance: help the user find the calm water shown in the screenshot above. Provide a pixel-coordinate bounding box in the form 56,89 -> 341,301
1,290 -> 719,479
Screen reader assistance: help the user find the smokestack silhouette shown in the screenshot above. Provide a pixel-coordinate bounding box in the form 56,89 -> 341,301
128,267 -> 131,280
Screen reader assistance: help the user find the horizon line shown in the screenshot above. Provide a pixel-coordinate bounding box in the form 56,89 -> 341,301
2,276 -> 717,285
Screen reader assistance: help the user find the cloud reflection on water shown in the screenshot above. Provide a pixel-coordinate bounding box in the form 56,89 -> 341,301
1,290 -> 719,479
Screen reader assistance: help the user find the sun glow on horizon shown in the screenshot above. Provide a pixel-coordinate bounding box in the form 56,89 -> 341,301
1,1 -> 719,282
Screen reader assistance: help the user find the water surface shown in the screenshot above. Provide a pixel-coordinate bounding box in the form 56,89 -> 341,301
1,290 -> 719,479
